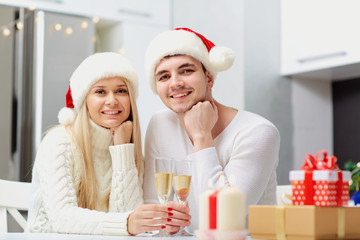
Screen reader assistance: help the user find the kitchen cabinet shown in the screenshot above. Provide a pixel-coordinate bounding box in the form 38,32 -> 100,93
0,0 -> 170,26
281,0 -> 360,78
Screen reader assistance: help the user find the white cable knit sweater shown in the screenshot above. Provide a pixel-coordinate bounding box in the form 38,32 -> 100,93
25,121 -> 143,235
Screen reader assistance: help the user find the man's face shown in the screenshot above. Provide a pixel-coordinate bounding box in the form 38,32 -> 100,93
155,55 -> 213,113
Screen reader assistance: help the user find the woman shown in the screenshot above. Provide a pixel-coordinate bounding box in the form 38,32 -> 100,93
25,52 -> 190,235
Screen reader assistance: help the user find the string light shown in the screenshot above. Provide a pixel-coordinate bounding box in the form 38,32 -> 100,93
80,21 -> 88,29
118,48 -> 126,55
92,17 -> 100,24
16,21 -> 24,30
65,27 -> 73,35
54,23 -> 62,31
0,10 -> 33,38
0,11 -> 95,44
2,27 -> 11,37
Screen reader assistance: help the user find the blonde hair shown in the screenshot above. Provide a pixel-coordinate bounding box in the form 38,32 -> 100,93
64,77 -> 143,210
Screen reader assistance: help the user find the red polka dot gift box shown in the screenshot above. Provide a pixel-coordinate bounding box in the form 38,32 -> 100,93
289,150 -> 351,206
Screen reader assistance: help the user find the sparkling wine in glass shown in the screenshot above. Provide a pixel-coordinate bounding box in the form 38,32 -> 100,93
155,172 -> 173,204
174,159 -> 192,236
154,157 -> 174,237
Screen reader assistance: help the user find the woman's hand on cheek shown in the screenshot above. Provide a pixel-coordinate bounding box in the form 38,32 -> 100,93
111,120 -> 133,145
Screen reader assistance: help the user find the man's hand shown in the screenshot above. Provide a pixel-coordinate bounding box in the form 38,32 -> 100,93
182,100 -> 218,152
110,120 -> 133,145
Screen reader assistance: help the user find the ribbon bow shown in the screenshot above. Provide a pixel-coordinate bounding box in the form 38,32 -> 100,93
301,150 -> 339,170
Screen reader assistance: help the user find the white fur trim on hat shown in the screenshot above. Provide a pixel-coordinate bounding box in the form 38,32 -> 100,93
144,29 -> 235,94
58,52 -> 139,124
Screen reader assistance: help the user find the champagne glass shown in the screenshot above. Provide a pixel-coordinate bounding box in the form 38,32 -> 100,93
174,159 -> 192,236
154,157 -> 174,237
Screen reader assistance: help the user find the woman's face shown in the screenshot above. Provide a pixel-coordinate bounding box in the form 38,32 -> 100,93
86,76 -> 131,129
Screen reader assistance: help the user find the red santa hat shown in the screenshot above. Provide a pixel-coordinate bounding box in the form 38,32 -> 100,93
144,27 -> 235,94
58,52 -> 138,125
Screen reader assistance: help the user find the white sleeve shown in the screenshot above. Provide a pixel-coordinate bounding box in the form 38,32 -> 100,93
32,139 -> 131,235
190,123 -> 280,210
109,143 -> 143,212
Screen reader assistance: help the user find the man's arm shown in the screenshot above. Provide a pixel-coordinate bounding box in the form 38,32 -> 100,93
190,123 -> 280,209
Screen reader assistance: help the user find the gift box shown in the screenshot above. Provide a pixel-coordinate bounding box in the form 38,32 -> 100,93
290,150 -> 351,206
290,170 -> 351,206
248,205 -> 360,240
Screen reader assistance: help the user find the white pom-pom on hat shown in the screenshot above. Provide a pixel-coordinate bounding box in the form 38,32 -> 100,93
145,27 -> 235,94
58,107 -> 77,125
209,46 -> 235,71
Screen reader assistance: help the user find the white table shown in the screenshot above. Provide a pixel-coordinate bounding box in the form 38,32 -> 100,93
0,233 -> 255,240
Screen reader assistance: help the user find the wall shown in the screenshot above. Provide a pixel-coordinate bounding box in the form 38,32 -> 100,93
291,77 -> 333,169
244,0 -> 293,184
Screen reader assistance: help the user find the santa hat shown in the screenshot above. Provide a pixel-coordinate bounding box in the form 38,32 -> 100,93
58,52 -> 138,125
144,27 -> 235,94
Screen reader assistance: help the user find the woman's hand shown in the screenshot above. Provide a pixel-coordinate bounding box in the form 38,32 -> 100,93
164,201 -> 192,235
127,202 -> 191,235
110,120 -> 132,145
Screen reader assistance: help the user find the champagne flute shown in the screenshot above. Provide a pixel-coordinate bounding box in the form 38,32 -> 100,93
174,159 -> 192,236
154,157 -> 174,237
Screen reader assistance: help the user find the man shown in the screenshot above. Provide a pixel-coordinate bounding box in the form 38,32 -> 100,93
143,28 -> 280,232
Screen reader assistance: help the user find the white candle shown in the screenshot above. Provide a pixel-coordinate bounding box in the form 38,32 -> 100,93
199,189 -> 215,231
217,186 -> 246,231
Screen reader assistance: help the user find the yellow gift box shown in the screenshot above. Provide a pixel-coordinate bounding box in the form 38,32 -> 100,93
248,205 -> 360,240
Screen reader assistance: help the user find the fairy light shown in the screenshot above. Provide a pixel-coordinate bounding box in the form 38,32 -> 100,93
65,27 -> 73,35
92,17 -> 100,24
2,27 -> 11,37
80,21 -> 88,29
118,48 -> 126,55
0,10 -> 32,37
0,12 -> 95,44
16,21 -> 24,30
54,23 -> 62,31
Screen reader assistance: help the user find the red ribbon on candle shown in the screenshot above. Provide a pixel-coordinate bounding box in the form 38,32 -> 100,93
209,190 -> 220,229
